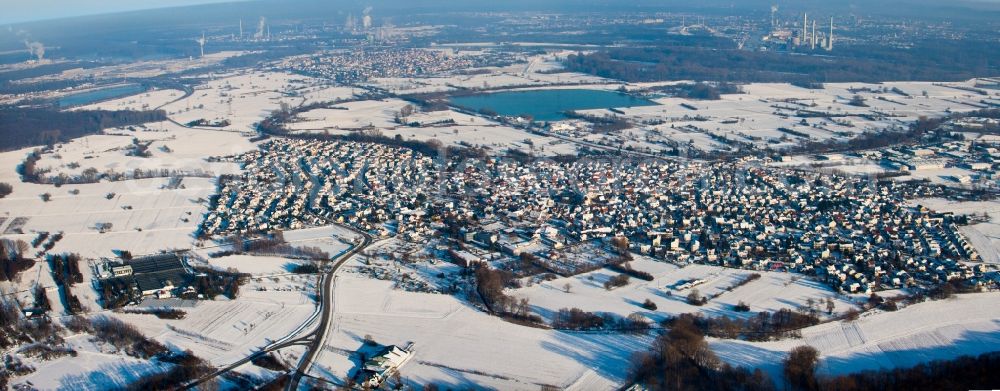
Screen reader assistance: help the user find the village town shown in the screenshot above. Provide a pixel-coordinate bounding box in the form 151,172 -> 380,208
198,136 -> 996,297
282,48 -> 523,84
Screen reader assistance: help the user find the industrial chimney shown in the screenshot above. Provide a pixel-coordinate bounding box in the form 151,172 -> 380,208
827,17 -> 834,51
802,13 -> 808,46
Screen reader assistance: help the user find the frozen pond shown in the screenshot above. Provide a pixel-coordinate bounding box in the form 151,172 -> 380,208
58,84 -> 146,108
451,88 -> 657,121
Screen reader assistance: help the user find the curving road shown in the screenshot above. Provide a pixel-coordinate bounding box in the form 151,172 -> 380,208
285,225 -> 372,390
181,224 -> 372,390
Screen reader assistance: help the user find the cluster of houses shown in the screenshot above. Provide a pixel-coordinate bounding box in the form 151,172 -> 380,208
201,139 -> 439,237
201,138 -> 992,294
281,48 -> 514,83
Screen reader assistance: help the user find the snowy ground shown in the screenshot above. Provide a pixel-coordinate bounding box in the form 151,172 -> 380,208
712,292 -> 1000,382
287,100 -> 578,156
0,106 -> 325,388
195,226 -> 359,275
113,278 -> 317,366
309,273 -> 652,391
73,88 -> 185,112
161,71 -> 334,133
14,335 -> 173,390
511,257 -> 857,324
576,80 -> 994,153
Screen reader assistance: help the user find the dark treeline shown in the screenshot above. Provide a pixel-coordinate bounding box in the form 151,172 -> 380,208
816,351 -> 1000,391
0,106 -> 166,151
565,39 -> 1000,84
551,307 -> 650,332
606,262 -> 655,281
0,239 -> 34,282
68,315 -> 216,389
126,350 -> 213,391
48,253 -> 83,287
472,263 -> 541,324
563,111 -> 631,133
211,232 -> 330,261
632,316 -> 1000,391
48,253 -> 85,314
665,311 -> 820,341
631,315 -> 775,391
187,267 -> 247,300
649,82 -> 742,100
0,79 -> 86,96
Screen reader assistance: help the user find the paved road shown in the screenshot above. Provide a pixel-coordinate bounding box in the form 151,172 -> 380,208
181,225 -> 372,390
286,226 -> 372,390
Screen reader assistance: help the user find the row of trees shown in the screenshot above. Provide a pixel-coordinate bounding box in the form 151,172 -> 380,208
551,308 -> 650,332
665,310 -> 821,341
48,253 -> 83,286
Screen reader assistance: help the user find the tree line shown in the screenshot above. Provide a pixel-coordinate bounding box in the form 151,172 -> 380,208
665,310 -> 821,342
564,39 -> 1000,84
0,106 -> 166,151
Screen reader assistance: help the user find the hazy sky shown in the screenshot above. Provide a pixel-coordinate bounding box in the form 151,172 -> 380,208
0,0 -> 239,24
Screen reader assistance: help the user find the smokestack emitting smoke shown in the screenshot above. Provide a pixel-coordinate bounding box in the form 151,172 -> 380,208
256,16 -> 266,39
362,6 -> 373,29
14,29 -> 45,61
770,5 -> 778,28
25,41 -> 45,61
197,33 -> 206,58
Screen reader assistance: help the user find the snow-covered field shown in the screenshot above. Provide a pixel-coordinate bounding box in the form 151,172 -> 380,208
287,99 -> 579,155
17,335 -> 173,390
115,280 -> 317,365
311,272 -> 651,390
161,71 -> 331,132
74,88 -> 184,111
712,292 -> 1000,382
511,258 -> 856,324
575,80 -> 993,153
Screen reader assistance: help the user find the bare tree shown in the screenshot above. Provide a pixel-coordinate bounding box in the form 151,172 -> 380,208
784,345 -> 820,391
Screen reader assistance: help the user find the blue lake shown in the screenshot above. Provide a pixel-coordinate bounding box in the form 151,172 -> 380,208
450,89 -> 658,121
58,84 -> 146,108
